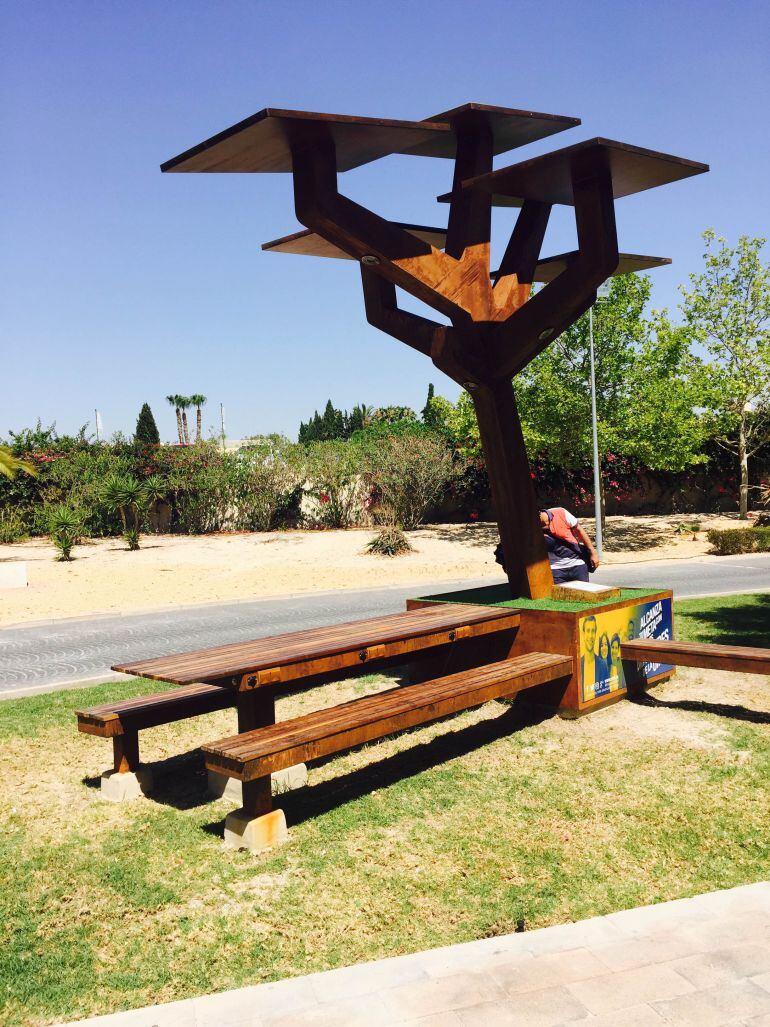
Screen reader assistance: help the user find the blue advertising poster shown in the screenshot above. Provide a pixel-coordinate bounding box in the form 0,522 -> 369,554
578,597 -> 673,703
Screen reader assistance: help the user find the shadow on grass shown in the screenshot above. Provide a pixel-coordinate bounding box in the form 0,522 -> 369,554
199,701 -> 553,836
676,593 -> 770,647
630,692 -> 770,725
82,748 -> 212,810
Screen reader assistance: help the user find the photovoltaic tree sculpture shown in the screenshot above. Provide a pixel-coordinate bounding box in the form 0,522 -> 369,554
162,104 -> 707,598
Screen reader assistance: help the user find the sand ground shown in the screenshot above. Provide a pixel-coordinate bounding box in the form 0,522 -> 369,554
0,513 -> 745,626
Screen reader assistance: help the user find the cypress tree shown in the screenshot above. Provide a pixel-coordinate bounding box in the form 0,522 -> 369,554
421,383 -> 435,423
135,403 -> 160,445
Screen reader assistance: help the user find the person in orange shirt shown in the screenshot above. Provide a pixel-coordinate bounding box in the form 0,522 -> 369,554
494,507 -> 600,585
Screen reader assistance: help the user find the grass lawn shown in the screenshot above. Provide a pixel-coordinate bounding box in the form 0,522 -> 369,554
1,594 -> 768,1026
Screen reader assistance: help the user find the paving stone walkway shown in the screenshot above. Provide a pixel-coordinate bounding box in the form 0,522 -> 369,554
63,881 -> 770,1026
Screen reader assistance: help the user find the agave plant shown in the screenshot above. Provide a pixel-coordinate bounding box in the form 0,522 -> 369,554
47,505 -> 83,561
99,473 -> 166,550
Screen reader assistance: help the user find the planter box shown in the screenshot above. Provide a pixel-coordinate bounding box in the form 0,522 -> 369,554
407,584 -> 674,717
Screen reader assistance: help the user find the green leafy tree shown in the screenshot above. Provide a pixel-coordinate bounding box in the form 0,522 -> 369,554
363,431 -> 458,529
372,405 -> 416,425
189,394 -> 207,443
134,403 -> 160,446
680,232 -> 770,518
514,274 -> 705,473
304,439 -> 363,527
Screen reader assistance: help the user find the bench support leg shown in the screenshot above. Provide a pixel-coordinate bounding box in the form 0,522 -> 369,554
208,763 -> 308,802
100,731 -> 153,802
224,775 -> 288,853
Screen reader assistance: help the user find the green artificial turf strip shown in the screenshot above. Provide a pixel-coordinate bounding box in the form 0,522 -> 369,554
414,583 -> 664,613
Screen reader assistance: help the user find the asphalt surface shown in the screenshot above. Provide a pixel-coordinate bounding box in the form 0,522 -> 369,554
1,555 -> 767,697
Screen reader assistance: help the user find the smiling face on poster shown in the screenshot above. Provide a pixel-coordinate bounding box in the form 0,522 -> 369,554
579,598 -> 673,702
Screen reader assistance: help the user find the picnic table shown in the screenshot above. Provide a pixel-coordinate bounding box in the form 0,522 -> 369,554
77,603 -> 574,850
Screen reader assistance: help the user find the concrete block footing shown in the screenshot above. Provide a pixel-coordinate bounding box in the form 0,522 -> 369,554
224,807 -> 288,853
100,767 -> 153,801
207,764 -> 307,802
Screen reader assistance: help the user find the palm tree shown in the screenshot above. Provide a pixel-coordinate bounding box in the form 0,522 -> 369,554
0,445 -> 36,479
166,394 -> 184,445
178,396 -> 192,446
189,394 -> 207,443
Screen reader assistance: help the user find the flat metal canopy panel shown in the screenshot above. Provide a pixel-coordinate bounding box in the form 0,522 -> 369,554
161,104 -> 581,174
262,231 -> 671,285
410,103 -> 580,157
161,108 -> 453,174
262,224 -> 448,259
439,138 -> 709,206
526,251 -> 672,283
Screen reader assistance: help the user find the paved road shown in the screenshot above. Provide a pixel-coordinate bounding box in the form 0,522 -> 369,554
1,555 -> 767,697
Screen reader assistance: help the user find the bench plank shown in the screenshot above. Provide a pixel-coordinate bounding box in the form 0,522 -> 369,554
112,605 -> 521,688
204,652 -> 572,782
76,682 -> 235,738
621,639 -> 770,676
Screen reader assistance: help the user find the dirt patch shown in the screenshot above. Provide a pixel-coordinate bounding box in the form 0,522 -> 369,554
0,514 -> 747,626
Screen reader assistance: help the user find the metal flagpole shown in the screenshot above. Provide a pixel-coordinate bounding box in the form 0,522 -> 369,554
589,280 -> 610,560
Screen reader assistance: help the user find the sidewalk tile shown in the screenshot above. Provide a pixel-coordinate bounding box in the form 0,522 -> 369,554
677,912 -> 770,954
406,1013 -> 464,1026
490,947 -> 608,994
519,917 -> 629,956
669,945 -> 770,990
651,978 -> 770,1025
267,993 -> 391,1026
567,963 -> 694,1015
194,986 -> 265,1026
308,955 -> 427,1003
455,984 -> 589,1026
243,978 -> 319,1023
590,933 -> 695,972
380,971 -> 504,1020
568,1001 -> 665,1025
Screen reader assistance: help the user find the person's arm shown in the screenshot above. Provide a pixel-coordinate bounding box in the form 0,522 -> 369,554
574,523 -> 600,570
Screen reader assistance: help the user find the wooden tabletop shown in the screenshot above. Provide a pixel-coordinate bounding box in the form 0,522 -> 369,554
160,104 -> 580,175
112,604 -> 521,686
438,137 -> 709,207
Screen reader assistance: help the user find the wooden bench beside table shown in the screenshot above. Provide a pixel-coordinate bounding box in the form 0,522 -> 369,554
621,639 -> 770,677
76,683 -> 236,800
203,651 -> 573,852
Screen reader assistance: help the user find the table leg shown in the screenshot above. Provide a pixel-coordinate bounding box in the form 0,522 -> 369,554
224,685 -> 288,852
237,686 -> 275,733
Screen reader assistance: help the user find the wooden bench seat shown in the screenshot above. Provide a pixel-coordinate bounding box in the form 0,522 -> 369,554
77,683 -> 235,774
112,604 -> 522,692
621,639 -> 770,676
204,652 -> 572,838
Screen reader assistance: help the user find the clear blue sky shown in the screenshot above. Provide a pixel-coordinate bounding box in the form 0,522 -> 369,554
3,0 -> 768,443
